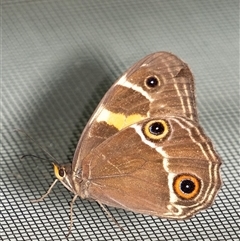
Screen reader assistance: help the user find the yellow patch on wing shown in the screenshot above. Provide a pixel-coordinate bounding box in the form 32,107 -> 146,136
96,108 -> 146,130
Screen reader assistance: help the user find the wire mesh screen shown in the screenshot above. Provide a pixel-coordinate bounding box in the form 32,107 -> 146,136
2,1 -> 239,241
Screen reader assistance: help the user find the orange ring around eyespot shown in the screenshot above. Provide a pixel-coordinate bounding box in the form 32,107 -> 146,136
173,174 -> 201,200
143,119 -> 169,140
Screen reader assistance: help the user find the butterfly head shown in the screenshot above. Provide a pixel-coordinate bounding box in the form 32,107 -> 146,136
53,163 -> 75,193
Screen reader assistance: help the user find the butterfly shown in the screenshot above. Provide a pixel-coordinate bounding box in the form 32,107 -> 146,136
32,52 -> 222,234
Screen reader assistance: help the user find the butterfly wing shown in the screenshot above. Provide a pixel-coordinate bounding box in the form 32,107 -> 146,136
80,117 -> 221,219
73,52 -> 197,164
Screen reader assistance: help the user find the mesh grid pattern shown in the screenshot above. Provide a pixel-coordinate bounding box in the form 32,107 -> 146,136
2,1 -> 239,240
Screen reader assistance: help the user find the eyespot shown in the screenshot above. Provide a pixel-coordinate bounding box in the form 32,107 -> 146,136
143,119 -> 169,141
145,76 -> 160,88
173,174 -> 201,200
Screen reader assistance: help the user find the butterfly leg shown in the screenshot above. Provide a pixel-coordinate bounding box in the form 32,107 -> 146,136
65,194 -> 79,238
97,201 -> 124,232
29,179 -> 58,202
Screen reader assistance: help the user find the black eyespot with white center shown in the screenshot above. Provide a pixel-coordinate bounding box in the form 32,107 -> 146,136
142,119 -> 169,141
180,180 -> 195,194
149,122 -> 165,135
145,76 -> 159,88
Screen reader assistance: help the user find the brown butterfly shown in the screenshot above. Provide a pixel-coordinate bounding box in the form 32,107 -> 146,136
32,52 -> 222,234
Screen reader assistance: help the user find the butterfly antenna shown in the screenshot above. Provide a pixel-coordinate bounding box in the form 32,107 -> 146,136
20,154 -> 49,161
14,129 -> 59,164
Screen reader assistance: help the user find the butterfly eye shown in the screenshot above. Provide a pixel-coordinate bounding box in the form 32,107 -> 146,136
173,174 -> 201,200
59,168 -> 65,177
143,119 -> 169,141
145,76 -> 160,88
53,163 -> 65,180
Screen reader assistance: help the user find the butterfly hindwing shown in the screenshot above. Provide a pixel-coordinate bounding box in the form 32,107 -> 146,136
80,116 -> 221,219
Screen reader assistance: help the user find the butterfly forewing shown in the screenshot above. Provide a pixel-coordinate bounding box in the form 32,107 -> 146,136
73,52 -> 198,165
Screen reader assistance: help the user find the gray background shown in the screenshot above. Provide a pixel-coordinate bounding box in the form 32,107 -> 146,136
2,1 -> 239,241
